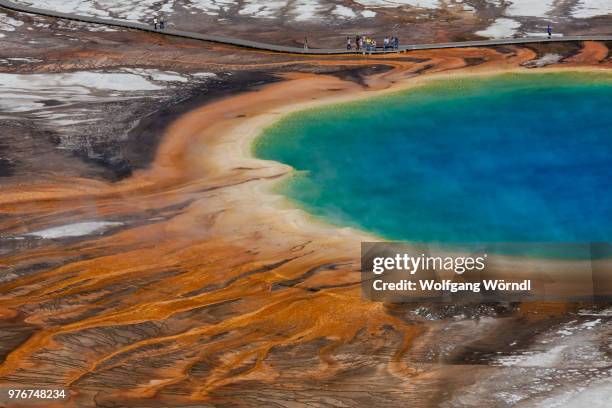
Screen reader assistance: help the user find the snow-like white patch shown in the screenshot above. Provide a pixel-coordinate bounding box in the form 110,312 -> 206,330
578,308 -> 612,317
14,0 -> 611,23
0,71 -> 164,99
13,0 -> 448,22
452,313 -> 611,407
580,319 -> 601,329
54,18 -> 118,32
499,345 -> 567,367
15,0 -> 111,18
0,97 -> 44,112
476,18 -> 521,38
0,11 -> 24,32
504,0 -> 555,17
355,0 -> 441,9
0,68 -> 214,116
24,221 -> 123,239
14,0 -> 177,21
496,391 -> 525,405
0,69 -> 207,127
8,57 -> 42,62
537,380 -> 612,408
238,0 -> 285,18
186,0 -> 235,15
361,9 -> 377,17
292,1 -> 327,21
572,0 -> 612,18
0,57 -> 43,65
333,5 -> 357,18
192,72 -> 217,78
523,53 -> 562,68
121,68 -> 188,83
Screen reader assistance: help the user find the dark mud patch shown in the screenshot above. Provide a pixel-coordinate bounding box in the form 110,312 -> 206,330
446,316 -> 567,365
0,120 -> 115,181
0,141 -> 16,177
524,42 -> 583,60
38,99 -> 65,107
0,316 -> 38,365
122,71 -> 280,175
328,64 -> 394,86
464,57 -> 486,66
492,45 -> 518,56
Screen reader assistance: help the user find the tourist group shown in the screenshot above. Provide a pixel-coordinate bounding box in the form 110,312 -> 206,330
347,35 -> 400,53
152,15 -> 166,30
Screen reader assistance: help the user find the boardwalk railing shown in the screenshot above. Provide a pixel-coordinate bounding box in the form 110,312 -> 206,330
1,0 -> 611,55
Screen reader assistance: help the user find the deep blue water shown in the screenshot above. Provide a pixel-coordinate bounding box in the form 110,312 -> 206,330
254,72 -> 612,243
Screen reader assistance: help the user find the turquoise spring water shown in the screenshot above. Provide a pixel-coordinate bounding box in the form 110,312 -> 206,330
254,72 -> 612,244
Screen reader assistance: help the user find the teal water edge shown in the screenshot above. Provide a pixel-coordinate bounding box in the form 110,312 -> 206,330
254,72 -> 612,245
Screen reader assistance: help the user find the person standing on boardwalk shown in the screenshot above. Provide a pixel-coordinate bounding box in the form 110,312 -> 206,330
304,36 -> 309,51
347,36 -> 352,50
159,14 -> 165,30
153,16 -> 158,30
547,24 -> 552,39
355,35 -> 360,51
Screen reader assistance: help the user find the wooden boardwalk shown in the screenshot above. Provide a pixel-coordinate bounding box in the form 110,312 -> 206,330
1,0 -> 611,55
